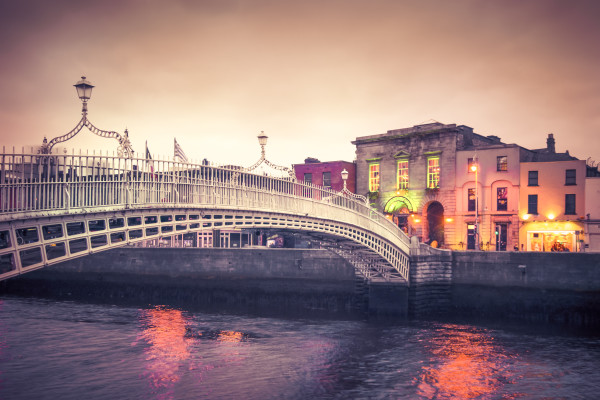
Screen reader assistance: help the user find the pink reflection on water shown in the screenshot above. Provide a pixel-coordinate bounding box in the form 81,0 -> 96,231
217,330 -> 243,343
137,306 -> 195,400
417,323 -> 519,399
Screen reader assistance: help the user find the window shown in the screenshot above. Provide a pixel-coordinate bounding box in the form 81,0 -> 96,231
565,194 -> 576,215
528,171 -> 538,186
322,172 -> 331,189
528,194 -> 538,215
468,188 -> 476,212
565,169 -> 576,185
368,163 -> 380,192
303,173 -> 312,184
427,157 -> 440,188
497,156 -> 508,171
497,187 -> 508,211
397,160 -> 409,190
467,158 -> 475,173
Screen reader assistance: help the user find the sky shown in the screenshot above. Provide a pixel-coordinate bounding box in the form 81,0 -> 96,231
1,0 -> 599,168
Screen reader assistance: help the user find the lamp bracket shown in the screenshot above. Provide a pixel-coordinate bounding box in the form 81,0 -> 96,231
41,114 -> 134,158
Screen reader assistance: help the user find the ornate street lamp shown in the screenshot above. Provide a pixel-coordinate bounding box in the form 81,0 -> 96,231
40,76 -> 134,158
340,168 -> 368,204
341,168 -> 349,186
245,131 -> 295,180
257,133 -> 268,148
74,76 -> 94,113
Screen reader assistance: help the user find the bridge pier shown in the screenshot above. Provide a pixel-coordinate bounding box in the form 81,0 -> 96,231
408,236 -> 453,318
367,281 -> 409,317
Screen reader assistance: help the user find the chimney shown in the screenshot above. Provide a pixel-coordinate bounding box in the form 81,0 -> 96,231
546,133 -> 555,153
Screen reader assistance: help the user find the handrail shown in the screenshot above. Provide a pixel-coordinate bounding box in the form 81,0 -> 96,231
0,151 -> 410,254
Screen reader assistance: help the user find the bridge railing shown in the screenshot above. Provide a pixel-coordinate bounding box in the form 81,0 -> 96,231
0,151 -> 410,253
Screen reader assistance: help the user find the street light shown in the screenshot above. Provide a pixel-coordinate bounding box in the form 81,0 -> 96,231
74,76 -> 94,113
244,131 -> 295,180
257,133 -> 268,147
341,168 -> 349,190
471,157 -> 479,250
40,76 -> 133,158
339,168 -> 368,204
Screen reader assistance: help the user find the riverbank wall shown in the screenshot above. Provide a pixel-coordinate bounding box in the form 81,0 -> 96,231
450,251 -> 600,326
0,248 -> 369,317
1,247 -> 599,326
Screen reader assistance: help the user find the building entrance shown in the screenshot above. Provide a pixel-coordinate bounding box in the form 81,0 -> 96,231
467,224 -> 476,250
427,202 -> 444,246
495,223 -> 508,251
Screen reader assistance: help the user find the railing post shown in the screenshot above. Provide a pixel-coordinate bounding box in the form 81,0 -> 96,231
64,182 -> 70,211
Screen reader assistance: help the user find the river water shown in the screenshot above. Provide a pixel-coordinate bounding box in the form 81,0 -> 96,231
0,296 -> 598,400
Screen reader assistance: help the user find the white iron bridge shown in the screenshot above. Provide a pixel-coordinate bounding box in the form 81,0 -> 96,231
0,151 -> 411,283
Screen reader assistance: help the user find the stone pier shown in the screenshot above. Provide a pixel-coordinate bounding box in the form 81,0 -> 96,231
408,236 -> 453,317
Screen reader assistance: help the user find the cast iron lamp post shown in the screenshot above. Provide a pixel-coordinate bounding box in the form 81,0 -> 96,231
40,76 -> 134,158
340,168 -> 368,204
471,158 -> 479,250
245,132 -> 295,180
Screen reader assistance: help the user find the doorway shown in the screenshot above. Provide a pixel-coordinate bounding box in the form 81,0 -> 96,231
495,223 -> 508,251
426,202 -> 444,246
467,224 -> 476,250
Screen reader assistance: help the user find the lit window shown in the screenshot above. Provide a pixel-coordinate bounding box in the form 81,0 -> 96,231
368,163 -> 380,192
565,169 -> 576,185
322,171 -> 331,189
497,156 -> 508,171
397,160 -> 409,190
497,187 -> 507,211
468,188 -> 476,212
565,194 -> 576,215
528,194 -> 538,215
427,157 -> 440,189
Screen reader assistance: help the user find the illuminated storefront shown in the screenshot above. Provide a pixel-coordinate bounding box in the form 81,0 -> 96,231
521,220 -> 584,252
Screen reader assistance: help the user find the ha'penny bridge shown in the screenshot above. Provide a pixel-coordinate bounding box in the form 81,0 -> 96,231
0,77 -> 415,287
0,150 -> 411,283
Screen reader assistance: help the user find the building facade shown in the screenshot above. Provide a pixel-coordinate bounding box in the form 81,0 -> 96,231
353,124 -> 591,252
352,122 -> 501,246
585,163 -> 600,251
455,145 -> 523,251
519,159 -> 586,252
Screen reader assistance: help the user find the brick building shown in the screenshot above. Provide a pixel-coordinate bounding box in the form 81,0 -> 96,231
293,158 -> 356,192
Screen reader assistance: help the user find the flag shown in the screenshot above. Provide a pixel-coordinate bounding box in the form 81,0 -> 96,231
145,140 -> 156,180
174,138 -> 188,162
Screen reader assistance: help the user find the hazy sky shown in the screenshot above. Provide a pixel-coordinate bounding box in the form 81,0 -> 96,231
1,0 -> 599,167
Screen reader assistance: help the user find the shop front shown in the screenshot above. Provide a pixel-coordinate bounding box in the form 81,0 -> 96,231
521,221 -> 584,252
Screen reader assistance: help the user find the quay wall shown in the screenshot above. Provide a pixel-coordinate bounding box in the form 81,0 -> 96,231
449,251 -> 600,326
2,248 -> 364,316
2,247 -> 599,326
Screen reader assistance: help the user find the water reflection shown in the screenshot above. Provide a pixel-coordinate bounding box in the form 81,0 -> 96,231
417,323 -> 517,399
137,305 -> 195,399
217,330 -> 244,343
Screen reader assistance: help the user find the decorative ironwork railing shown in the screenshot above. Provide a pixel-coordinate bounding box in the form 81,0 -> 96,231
0,149 -> 410,259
